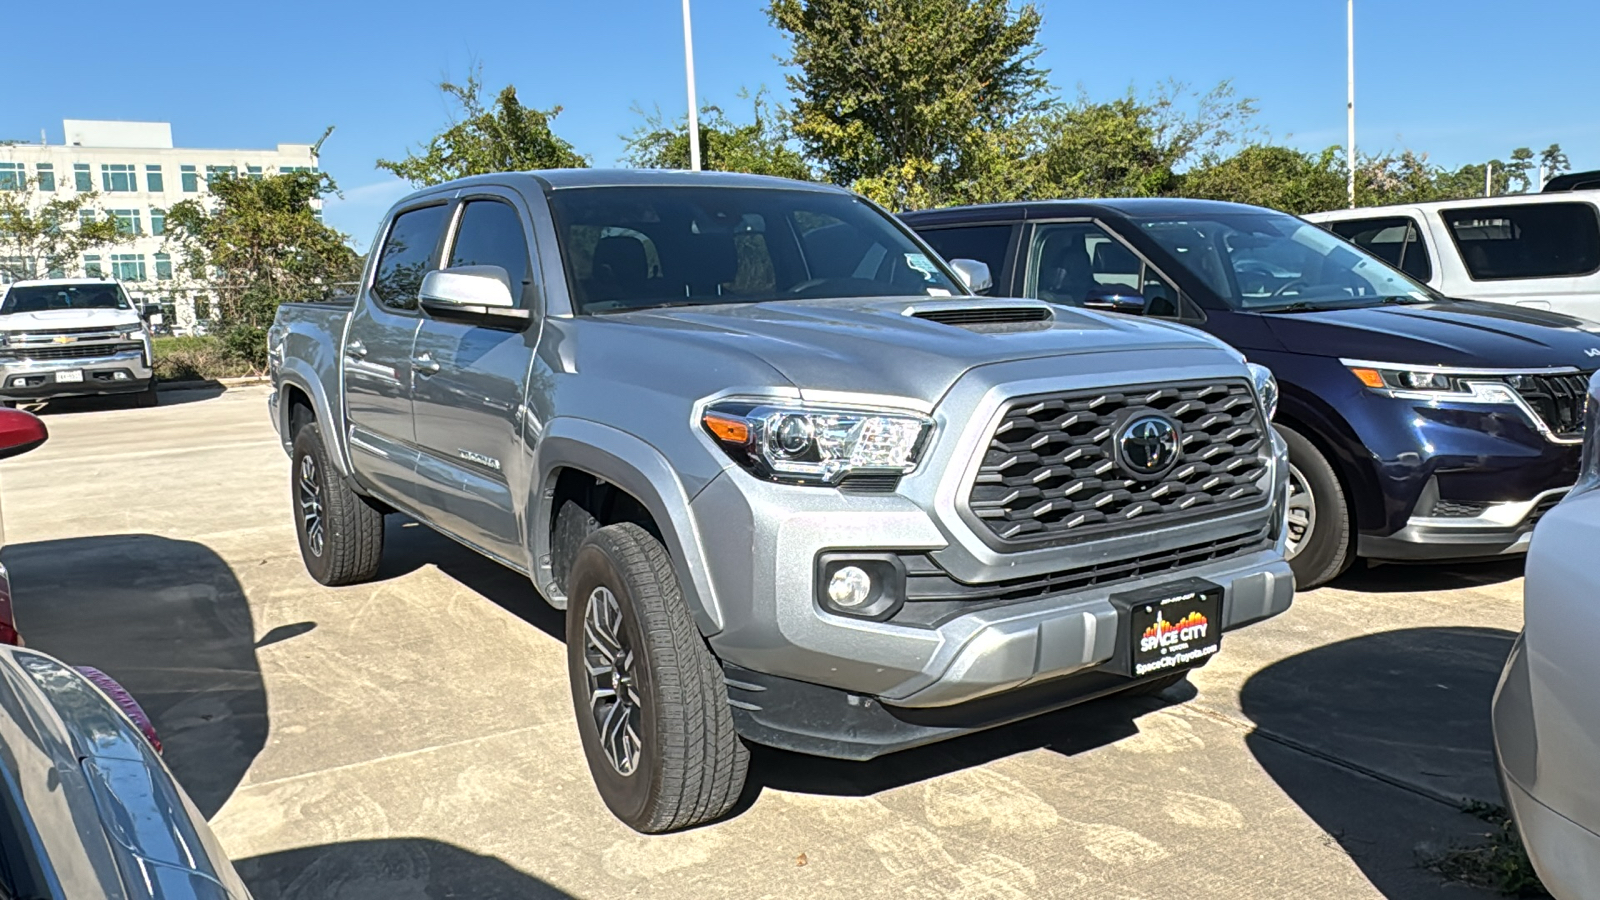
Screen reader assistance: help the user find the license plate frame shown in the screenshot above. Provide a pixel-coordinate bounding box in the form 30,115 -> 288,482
1105,577 -> 1224,678
54,370 -> 84,384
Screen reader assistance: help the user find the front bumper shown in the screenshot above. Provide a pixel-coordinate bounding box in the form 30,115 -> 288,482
1358,486 -> 1567,561
0,349 -> 153,400
1500,770 -> 1600,899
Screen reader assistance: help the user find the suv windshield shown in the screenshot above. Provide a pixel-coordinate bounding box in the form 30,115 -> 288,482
1136,211 -> 1432,312
1,283 -> 131,315
549,186 -> 962,314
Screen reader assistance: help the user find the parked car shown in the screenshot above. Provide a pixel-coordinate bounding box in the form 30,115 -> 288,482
1494,371 -> 1600,899
1543,170 -> 1600,193
1304,192 -> 1600,322
0,278 -> 159,408
903,198 -> 1600,588
0,406 -> 250,899
268,170 -> 1295,833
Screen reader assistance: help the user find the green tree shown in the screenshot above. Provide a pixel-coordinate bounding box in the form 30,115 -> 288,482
378,69 -> 588,186
625,91 -> 811,180
1182,145 -> 1346,214
0,176 -> 127,282
1502,147 -> 1536,194
1540,143 -> 1570,185
769,0 -> 1049,209
165,171 -> 360,366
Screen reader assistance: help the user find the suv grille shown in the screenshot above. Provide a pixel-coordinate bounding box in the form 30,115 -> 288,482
968,379 -> 1270,543
1512,372 -> 1592,439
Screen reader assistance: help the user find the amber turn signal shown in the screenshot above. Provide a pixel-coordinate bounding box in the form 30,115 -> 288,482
1349,368 -> 1386,389
703,412 -> 750,444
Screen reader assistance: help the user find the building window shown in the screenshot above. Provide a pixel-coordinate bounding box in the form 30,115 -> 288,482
46,265 -> 64,279
279,166 -> 309,175
0,162 -> 22,191
150,208 -> 165,236
83,254 -> 103,277
180,165 -> 198,193
145,164 -> 164,192
0,258 -> 33,284
111,253 -> 146,282
74,164 -> 91,191
194,295 -> 211,320
205,165 -> 237,185
155,252 -> 173,280
35,163 -> 54,192
247,165 -> 263,181
78,209 -> 96,226
109,209 -> 142,235
101,163 -> 137,192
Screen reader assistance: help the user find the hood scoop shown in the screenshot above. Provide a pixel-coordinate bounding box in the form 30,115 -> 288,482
907,303 -> 1054,333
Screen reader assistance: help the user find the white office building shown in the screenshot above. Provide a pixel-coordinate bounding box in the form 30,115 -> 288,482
0,120 -> 320,332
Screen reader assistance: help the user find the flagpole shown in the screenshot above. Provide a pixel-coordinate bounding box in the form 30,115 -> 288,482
683,0 -> 702,171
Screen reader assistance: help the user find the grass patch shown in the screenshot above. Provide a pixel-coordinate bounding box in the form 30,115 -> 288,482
152,335 -> 258,382
1429,802 -> 1549,897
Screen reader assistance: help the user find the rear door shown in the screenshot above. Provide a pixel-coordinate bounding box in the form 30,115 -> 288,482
344,201 -> 450,501
408,190 -> 540,565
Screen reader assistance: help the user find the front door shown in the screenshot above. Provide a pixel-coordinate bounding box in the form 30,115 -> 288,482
343,201 -> 450,502
409,194 -> 539,564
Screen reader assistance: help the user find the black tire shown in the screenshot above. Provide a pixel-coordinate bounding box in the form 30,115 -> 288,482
291,421 -> 384,586
1120,671 -> 1189,698
1278,424 -> 1353,590
566,523 -> 748,833
134,379 -> 159,408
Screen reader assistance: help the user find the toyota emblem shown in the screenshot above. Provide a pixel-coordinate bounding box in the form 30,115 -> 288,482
1118,415 -> 1181,477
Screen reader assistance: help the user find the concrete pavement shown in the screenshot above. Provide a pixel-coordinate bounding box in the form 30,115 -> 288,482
1,387 -> 1514,898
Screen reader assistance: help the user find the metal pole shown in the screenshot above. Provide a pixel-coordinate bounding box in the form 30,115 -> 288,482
1486,161 -> 1493,197
682,0 -> 702,172
1347,0 -> 1356,208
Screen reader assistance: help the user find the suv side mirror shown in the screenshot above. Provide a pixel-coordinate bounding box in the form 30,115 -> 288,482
948,259 -> 994,295
419,266 -> 530,323
0,408 -> 48,460
1082,287 -> 1147,315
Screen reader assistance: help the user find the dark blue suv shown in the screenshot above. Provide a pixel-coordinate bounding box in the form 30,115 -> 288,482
902,199 -> 1600,588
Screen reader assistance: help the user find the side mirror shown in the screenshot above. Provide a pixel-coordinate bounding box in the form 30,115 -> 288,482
948,259 -> 994,295
0,408 -> 47,460
419,266 -> 529,322
1082,287 -> 1147,315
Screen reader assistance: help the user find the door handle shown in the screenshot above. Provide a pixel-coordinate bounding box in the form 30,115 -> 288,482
344,339 -> 367,359
411,353 -> 440,376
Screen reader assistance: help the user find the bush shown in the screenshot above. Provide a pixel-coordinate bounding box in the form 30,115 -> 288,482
152,335 -> 258,382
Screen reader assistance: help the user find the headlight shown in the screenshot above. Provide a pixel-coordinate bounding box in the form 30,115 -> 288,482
1344,362 -> 1523,405
701,399 -> 933,486
122,328 -> 144,341
1247,362 -> 1278,421
1574,372 -> 1600,499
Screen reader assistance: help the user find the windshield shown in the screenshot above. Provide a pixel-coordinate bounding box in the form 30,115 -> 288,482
548,186 -> 963,314
1136,212 -> 1433,312
1,283 -> 131,315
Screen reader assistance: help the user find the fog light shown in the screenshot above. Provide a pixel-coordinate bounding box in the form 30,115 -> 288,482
827,565 -> 873,608
113,371 -> 129,380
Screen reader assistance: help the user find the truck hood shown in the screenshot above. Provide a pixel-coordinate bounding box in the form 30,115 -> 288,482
1260,299 -> 1600,369
606,296 -> 1237,404
0,308 -> 141,331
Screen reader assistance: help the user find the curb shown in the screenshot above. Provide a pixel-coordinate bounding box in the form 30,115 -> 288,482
157,376 -> 271,393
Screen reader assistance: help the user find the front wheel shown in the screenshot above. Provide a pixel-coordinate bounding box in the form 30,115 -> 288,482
134,379 -> 159,408
1277,425 -> 1353,590
566,523 -> 748,833
291,421 -> 384,586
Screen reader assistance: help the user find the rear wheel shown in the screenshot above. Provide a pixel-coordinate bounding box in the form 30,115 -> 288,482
291,421 -> 384,586
566,523 -> 748,833
1278,425 -> 1353,590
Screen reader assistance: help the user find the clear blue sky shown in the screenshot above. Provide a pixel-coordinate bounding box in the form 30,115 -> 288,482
7,0 -> 1595,250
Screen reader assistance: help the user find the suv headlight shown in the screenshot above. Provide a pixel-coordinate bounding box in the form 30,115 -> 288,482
1247,363 -> 1278,421
1343,362 -> 1523,405
701,399 -> 933,486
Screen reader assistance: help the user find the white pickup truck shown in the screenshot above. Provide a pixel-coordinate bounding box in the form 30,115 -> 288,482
0,278 -> 158,407
1307,191 -> 1600,322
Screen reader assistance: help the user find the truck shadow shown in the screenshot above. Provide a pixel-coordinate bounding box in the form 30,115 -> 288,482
238,838 -> 572,900
3,533 -> 273,819
1239,626 -> 1516,898
1327,559 -> 1524,594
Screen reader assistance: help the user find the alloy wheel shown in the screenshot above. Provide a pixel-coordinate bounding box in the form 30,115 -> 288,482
298,452 -> 325,558
583,586 -> 643,776
1285,462 -> 1316,559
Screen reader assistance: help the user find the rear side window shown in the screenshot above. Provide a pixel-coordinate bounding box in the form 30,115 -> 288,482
1441,202 -> 1600,280
917,225 -> 1014,284
447,200 -> 532,304
372,204 -> 449,310
1328,216 -> 1433,282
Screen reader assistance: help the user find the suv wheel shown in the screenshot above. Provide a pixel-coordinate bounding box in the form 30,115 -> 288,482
566,523 -> 748,833
291,421 -> 384,586
1277,425 -> 1352,590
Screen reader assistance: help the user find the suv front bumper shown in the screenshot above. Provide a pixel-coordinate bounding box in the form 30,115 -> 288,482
1359,486 -> 1567,560
0,349 -> 153,400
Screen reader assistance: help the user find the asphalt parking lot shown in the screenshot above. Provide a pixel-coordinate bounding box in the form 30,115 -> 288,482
1,385 -> 1523,899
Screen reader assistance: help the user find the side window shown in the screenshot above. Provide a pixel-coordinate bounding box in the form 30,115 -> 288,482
1028,222 -> 1184,317
1441,202 -> 1600,281
1328,216 -> 1433,282
448,199 -> 532,304
916,225 -> 1013,282
371,204 -> 449,311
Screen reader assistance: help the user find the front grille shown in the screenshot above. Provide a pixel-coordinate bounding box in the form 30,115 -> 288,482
967,379 -> 1270,544
0,342 -> 142,361
892,525 -> 1273,627
1512,372 -> 1592,439
1525,493 -> 1566,528
14,325 -> 123,338
1431,499 -> 1491,518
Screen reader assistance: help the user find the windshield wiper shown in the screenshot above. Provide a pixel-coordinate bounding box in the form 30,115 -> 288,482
1258,301 -> 1329,314
1377,295 -> 1428,305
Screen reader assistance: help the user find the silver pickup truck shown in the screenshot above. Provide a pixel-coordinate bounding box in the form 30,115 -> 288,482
267,170 -> 1294,833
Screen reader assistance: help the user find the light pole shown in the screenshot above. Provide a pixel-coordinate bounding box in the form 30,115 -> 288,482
1346,0 -> 1356,208
682,0 -> 702,171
